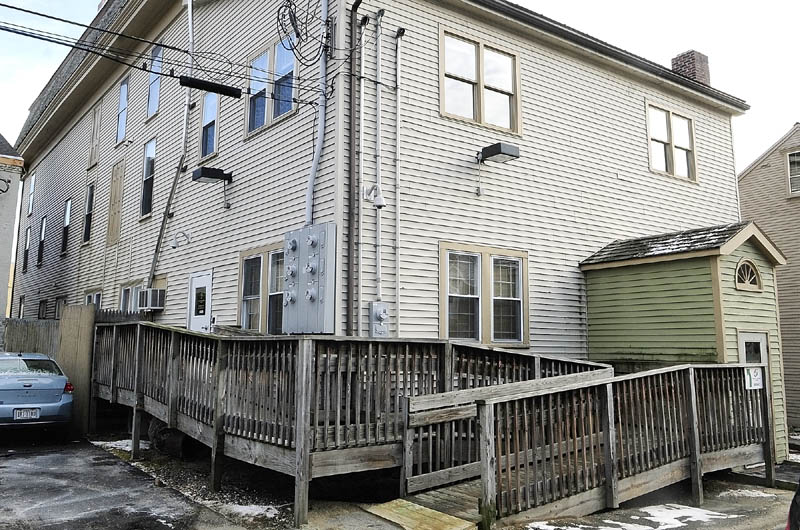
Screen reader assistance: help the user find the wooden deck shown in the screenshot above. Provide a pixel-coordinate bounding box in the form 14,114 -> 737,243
89,321 -> 776,529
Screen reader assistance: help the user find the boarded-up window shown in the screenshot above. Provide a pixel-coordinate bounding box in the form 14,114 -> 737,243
107,160 -> 125,246
88,104 -> 102,168
789,152 -> 800,194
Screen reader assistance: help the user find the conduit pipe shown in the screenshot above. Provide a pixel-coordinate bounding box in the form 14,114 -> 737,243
394,27 -> 404,337
347,0 -> 364,335
356,15 -> 368,335
374,9 -> 384,302
304,0 -> 330,226
147,0 -> 194,288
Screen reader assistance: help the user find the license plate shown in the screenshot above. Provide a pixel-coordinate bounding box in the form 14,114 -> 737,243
13,408 -> 40,420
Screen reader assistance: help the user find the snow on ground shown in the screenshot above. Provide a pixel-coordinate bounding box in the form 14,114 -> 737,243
787,453 -> 800,464
526,504 -> 739,530
216,504 -> 280,519
91,439 -> 151,452
716,489 -> 776,498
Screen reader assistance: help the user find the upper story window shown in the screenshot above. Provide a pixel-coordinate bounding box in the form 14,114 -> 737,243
246,36 -> 297,134
27,172 -> 35,215
37,216 -> 47,266
735,259 -> 762,291
83,183 -> 95,243
117,77 -> 129,143
141,139 -> 156,216
147,45 -> 162,118
441,32 -> 518,132
22,227 -> 30,272
648,105 -> 695,181
61,198 -> 71,254
88,104 -> 102,168
201,92 -> 219,158
788,152 -> 800,196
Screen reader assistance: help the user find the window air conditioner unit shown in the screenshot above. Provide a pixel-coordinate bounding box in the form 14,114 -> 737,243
138,288 -> 166,311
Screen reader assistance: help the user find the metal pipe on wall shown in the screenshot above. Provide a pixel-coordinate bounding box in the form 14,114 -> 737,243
304,0 -> 330,227
346,0 -> 363,336
394,27 -> 404,337
374,9 -> 384,302
356,15 -> 368,336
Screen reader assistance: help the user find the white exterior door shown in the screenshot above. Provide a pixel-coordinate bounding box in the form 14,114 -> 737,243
188,270 -> 212,332
738,332 -> 768,364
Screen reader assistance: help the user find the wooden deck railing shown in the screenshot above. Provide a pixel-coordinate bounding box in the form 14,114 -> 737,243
475,364 -> 775,528
91,322 -> 604,527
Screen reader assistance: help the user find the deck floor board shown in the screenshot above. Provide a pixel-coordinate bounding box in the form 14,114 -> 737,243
405,479 -> 481,523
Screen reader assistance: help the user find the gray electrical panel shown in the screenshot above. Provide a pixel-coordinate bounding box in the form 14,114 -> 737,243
282,223 -> 337,334
369,301 -> 389,338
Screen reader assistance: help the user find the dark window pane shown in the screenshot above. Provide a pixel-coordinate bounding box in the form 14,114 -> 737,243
22,249 -> 28,272
268,293 -> 283,334
202,122 -> 216,157
493,299 -> 521,341
744,341 -> 762,364
243,257 -> 261,297
83,212 -> 92,242
37,241 -> 44,264
141,178 -> 153,216
273,74 -> 293,118
194,287 -> 206,316
448,296 -> 479,339
249,92 -> 266,131
61,226 -> 69,253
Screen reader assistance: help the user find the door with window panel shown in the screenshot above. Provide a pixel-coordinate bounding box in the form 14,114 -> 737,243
447,252 -> 481,340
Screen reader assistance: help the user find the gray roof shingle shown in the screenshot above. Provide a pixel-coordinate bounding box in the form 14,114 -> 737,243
0,133 -> 20,158
581,222 -> 751,266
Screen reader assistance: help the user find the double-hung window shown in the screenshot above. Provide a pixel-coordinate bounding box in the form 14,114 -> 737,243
22,227 -> 30,272
442,32 -> 518,132
83,183 -> 95,243
201,92 -> 218,158
61,199 -> 71,254
141,139 -> 156,216
27,172 -> 35,215
55,297 -> 67,320
117,77 -> 129,143
789,152 -> 800,195
147,45 -> 162,118
268,250 -> 285,334
241,256 -> 262,330
85,291 -> 102,307
38,300 -> 48,320
442,243 -> 528,344
37,217 -> 46,266
246,36 -> 297,133
648,105 -> 695,180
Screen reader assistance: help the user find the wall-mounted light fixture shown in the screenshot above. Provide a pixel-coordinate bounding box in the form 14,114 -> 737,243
474,142 -> 520,196
363,184 -> 386,209
192,167 -> 233,208
170,231 -> 192,249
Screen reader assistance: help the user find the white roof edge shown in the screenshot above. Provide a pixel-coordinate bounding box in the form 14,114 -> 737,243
738,123 -> 800,181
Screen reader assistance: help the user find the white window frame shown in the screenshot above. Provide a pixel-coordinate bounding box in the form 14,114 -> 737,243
61,198 -> 71,255
141,138 -> 156,218
490,255 -> 523,343
735,258 -> 763,292
27,172 -> 36,216
445,251 -> 482,342
18,295 -> 25,318
267,249 -> 285,335
199,91 -> 220,160
37,216 -> 47,266
116,76 -> 129,144
788,151 -> 800,197
646,103 -> 697,181
85,290 -> 102,307
147,45 -> 162,119
83,182 -> 95,244
23,227 -> 30,272
240,255 -> 263,331
439,27 -> 521,134
244,36 -> 298,136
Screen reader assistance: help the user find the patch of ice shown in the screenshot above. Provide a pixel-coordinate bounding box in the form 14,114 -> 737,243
91,439 -> 151,452
216,503 -> 280,519
640,504 -> 739,528
716,488 -> 776,498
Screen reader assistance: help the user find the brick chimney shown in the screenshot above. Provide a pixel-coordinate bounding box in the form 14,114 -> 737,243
671,50 -> 710,85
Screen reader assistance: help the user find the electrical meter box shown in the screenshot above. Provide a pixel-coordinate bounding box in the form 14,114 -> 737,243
282,222 -> 337,334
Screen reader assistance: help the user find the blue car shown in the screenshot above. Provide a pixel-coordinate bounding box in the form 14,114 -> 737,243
0,352 -> 73,432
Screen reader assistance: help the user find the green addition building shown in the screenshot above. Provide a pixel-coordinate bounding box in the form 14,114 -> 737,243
581,221 -> 789,461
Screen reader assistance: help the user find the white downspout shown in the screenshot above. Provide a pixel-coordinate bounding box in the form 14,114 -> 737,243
374,10 -> 384,302
394,28 -> 404,337
356,19 -> 367,336
304,0 -> 329,226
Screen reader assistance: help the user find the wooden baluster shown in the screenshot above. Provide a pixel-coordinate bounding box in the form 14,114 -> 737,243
477,401 -> 497,529
602,382 -> 619,509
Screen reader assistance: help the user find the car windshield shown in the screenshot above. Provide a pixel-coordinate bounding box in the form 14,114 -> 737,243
0,358 -> 62,375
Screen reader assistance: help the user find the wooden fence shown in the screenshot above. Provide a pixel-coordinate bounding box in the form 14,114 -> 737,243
475,364 -> 775,528
90,322 -> 604,527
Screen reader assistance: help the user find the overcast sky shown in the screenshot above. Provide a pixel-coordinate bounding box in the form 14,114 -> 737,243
0,0 -> 798,173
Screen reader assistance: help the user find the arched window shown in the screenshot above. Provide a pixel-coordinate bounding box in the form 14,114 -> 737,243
735,260 -> 762,291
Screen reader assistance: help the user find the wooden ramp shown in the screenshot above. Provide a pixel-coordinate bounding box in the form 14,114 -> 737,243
363,498 -> 476,530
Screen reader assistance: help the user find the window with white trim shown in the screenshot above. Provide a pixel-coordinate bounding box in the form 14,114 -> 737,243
18,296 -> 25,318
147,45 -> 162,118
492,257 -> 522,342
442,32 -> 518,131
83,183 -> 95,243
201,92 -> 218,158
27,172 -> 35,215
246,36 -> 297,133
648,105 -> 695,180
85,291 -> 102,307
789,152 -> 800,195
268,250 -> 285,334
241,255 -> 262,330
116,77 -> 129,143
141,139 -> 156,216
238,246 -> 285,333
447,252 -> 481,340
61,198 -> 71,254
37,217 -> 46,266
22,227 -> 30,272
735,260 -> 762,291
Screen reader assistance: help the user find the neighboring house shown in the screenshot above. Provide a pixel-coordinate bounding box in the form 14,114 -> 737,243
581,221 -> 788,460
11,0 -> 749,353
0,133 -> 23,319
739,122 -> 800,428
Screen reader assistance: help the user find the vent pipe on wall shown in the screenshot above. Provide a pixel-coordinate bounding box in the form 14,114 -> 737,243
374,9 -> 385,302
347,0 -> 364,336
